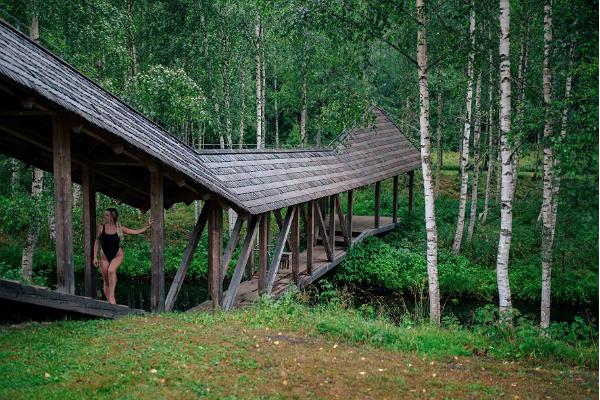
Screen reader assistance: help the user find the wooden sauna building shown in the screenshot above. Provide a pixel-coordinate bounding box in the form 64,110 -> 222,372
0,21 -> 420,316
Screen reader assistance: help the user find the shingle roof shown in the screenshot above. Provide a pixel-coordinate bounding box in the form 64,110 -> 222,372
0,21 -> 420,215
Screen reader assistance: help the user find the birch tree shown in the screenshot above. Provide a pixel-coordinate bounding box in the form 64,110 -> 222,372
496,0 -> 514,317
255,12 -> 263,148
467,71 -> 482,242
452,0 -> 476,253
540,0 -> 555,331
434,91 -> 442,198
416,0 -> 440,325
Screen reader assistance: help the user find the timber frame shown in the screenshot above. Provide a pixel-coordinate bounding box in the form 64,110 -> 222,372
0,21 -> 419,314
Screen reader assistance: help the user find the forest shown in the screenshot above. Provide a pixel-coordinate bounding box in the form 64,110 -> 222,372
0,0 -> 598,398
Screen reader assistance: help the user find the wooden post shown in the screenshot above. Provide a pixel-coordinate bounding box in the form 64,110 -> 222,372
392,175 -> 399,224
266,206 -> 295,293
375,181 -> 381,229
150,169 -> 165,312
258,212 -> 269,294
328,195 -> 335,256
207,200 -> 223,310
53,116 -> 74,295
222,216 -> 244,280
408,171 -> 415,214
314,201 -> 334,261
81,164 -> 96,298
347,189 -> 353,245
165,204 -> 209,311
291,204 -> 300,285
306,201 -> 314,275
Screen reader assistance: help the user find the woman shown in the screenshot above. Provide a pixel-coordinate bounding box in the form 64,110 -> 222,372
93,208 -> 153,304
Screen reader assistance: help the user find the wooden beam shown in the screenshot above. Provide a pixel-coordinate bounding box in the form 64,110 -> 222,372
81,164 -> 96,299
375,181 -> 381,229
164,204 -> 210,311
291,204 -> 300,285
273,208 -> 294,250
347,190 -> 354,245
266,206 -> 296,294
314,201 -> 334,262
334,194 -> 350,249
221,216 -> 244,279
52,115 -> 74,295
392,175 -> 399,224
0,110 -> 49,116
150,170 -> 165,312
306,201 -> 314,275
223,215 -> 260,310
328,195 -> 336,257
408,171 -> 414,214
207,201 -> 223,310
258,212 -> 270,294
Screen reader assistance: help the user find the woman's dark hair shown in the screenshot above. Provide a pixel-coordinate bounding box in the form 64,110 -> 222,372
106,208 -> 119,223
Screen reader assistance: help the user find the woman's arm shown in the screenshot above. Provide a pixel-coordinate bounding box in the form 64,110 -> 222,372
93,225 -> 101,267
122,217 -> 153,235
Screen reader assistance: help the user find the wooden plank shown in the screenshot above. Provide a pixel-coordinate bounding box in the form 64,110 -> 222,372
150,169 -> 165,312
306,201 -> 314,275
81,164 -> 96,298
291,204 -> 300,285
274,208 -> 294,251
347,190 -> 354,244
0,279 -> 144,319
221,216 -> 244,279
207,201 -> 223,310
164,204 -> 209,311
334,194 -> 350,248
266,206 -> 296,294
328,196 -> 336,257
392,175 -> 399,224
375,181 -> 381,229
314,201 -> 334,261
408,171 -> 414,214
52,115 -> 74,295
223,215 -> 260,310
258,212 -> 269,294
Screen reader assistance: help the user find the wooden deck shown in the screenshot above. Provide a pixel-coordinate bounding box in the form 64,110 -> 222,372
0,279 -> 146,319
190,215 -> 396,311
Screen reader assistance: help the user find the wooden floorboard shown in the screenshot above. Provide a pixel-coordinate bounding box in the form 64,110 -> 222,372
0,279 -> 146,319
189,215 -> 397,312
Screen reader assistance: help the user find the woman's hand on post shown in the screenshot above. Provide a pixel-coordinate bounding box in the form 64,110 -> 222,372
146,217 -> 154,232
93,258 -> 99,268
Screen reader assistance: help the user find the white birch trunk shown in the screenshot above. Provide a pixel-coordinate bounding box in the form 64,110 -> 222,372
434,91 -> 442,198
496,0 -> 514,317
255,14 -> 263,149
274,62 -> 280,148
417,0 -> 440,325
11,159 -> 19,192
481,40 -> 495,225
222,31 -> 232,148
511,15 -> 529,197
260,23 -> 266,148
300,41 -> 308,148
72,184 -> 81,207
239,69 -> 245,149
21,165 -> 44,281
228,208 -> 237,235
467,72 -> 482,242
540,0 -> 554,331
452,1 -> 476,253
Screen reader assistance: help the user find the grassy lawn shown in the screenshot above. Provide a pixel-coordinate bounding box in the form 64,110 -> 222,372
1,297 -> 597,399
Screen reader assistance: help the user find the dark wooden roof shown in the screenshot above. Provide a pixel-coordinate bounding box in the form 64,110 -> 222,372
0,21 -> 420,215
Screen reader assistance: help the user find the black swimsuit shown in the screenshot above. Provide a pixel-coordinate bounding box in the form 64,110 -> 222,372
100,224 -> 120,262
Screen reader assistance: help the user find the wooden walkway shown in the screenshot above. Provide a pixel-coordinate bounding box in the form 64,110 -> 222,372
0,279 -> 146,319
190,215 -> 396,311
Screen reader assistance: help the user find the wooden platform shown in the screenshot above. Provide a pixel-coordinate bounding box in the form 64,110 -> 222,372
190,215 -> 396,311
0,279 -> 146,319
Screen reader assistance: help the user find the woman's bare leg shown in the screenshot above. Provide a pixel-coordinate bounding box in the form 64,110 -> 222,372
99,253 -> 110,301
107,250 -> 124,304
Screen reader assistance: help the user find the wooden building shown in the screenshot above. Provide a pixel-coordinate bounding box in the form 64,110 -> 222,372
0,21 -> 420,314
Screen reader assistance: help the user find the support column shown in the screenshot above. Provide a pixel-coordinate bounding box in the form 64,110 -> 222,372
81,164 -> 96,298
291,204 -> 300,285
375,181 -> 381,228
306,201 -> 314,275
207,201 -> 223,309
392,175 -> 399,224
347,190 -> 353,245
150,169 -> 165,312
328,195 -> 335,257
408,171 -> 415,214
53,116 -> 74,294
258,212 -> 269,294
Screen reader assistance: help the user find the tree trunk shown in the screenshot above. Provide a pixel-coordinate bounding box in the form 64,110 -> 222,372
467,71 -> 482,242
221,30 -> 232,149
201,15 -> 223,149
452,1 -> 476,253
255,13 -> 263,149
481,37 -> 495,225
434,91 -> 442,198
228,208 -> 237,235
274,62 -> 280,148
540,0 -> 554,331
417,0 -> 440,325
239,68 -> 246,149
260,23 -> 266,148
21,168 -> 44,282
300,40 -> 308,148
127,0 -> 137,78
496,0 -> 514,318
511,14 -> 529,197
11,159 -> 19,193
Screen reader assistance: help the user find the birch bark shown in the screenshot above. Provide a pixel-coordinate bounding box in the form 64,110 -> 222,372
481,39 -> 494,225
467,72 -> 482,242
